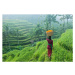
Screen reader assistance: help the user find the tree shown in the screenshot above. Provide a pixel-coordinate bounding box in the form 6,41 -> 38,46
65,14 -> 73,27
35,24 -> 43,41
44,14 -> 58,30
44,21 -> 49,31
59,14 -> 73,31
59,14 -> 66,32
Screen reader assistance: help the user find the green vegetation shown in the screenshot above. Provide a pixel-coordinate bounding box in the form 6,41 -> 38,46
58,29 -> 73,51
3,19 -> 46,53
3,29 -> 73,62
2,14 -> 73,62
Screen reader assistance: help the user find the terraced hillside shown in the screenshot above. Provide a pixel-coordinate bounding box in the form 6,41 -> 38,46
3,19 -> 37,52
3,19 -> 36,35
3,29 -> 73,62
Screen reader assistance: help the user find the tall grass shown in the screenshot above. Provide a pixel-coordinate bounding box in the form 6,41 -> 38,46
58,29 -> 73,51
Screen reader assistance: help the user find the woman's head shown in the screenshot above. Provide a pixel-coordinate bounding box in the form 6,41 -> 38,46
48,36 -> 51,40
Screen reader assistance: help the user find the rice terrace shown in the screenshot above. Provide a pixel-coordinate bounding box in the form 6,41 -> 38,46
2,14 -> 73,62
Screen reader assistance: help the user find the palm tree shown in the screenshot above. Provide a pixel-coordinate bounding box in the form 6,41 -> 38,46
59,14 -> 73,31
65,14 -> 73,26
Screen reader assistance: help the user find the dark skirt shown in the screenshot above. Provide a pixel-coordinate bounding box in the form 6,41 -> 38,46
48,49 -> 52,57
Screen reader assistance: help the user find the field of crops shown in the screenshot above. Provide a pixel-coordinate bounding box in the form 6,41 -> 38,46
3,29 -> 73,62
3,19 -> 46,53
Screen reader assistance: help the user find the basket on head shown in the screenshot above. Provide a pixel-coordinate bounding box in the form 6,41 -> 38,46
46,30 -> 53,36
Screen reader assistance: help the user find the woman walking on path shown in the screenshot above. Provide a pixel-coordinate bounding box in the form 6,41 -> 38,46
46,30 -> 53,60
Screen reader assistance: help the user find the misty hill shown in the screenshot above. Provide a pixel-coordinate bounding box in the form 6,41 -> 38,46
3,14 -> 46,25
3,14 -> 73,28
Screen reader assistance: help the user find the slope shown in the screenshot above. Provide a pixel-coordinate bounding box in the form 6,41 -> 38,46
2,29 -> 73,62
3,19 -> 36,53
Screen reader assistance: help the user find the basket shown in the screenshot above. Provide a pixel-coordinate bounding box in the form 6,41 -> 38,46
46,30 -> 53,36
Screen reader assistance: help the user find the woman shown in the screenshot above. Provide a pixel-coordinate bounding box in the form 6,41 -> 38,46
46,36 -> 53,59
